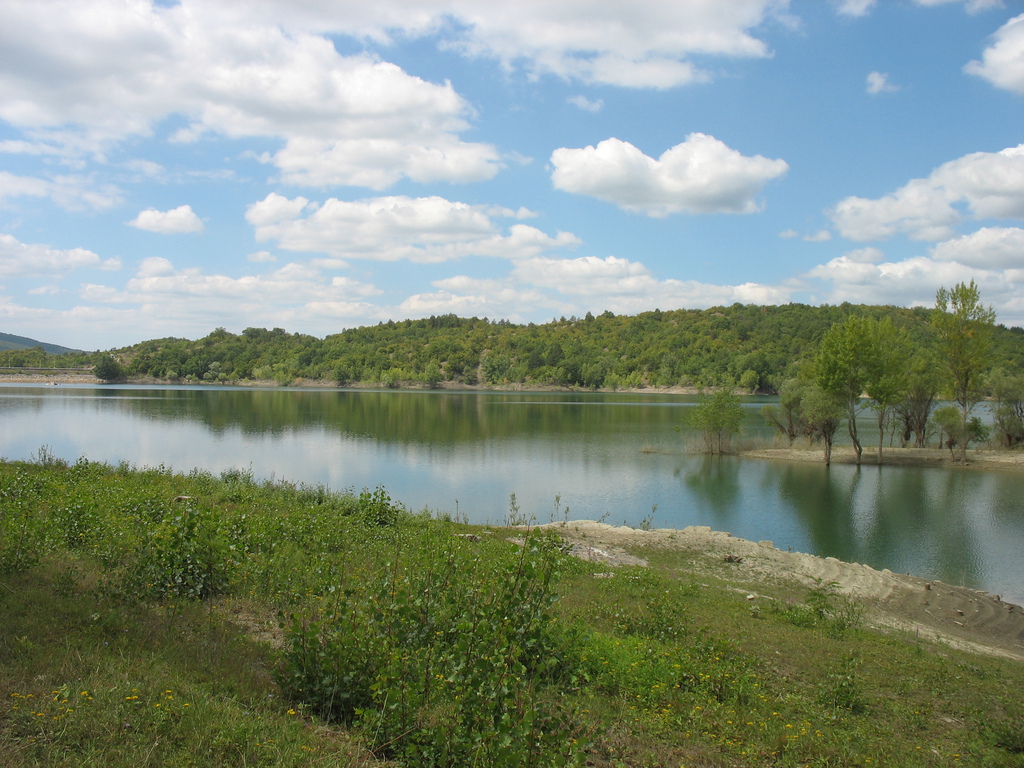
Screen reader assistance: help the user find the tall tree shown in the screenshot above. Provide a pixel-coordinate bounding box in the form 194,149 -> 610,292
801,384 -> 845,466
815,315 -> 877,465
933,281 -> 996,463
864,318 -> 911,463
896,355 -> 940,449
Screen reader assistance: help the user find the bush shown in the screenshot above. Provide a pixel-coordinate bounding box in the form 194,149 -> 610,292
111,500 -> 232,600
277,530 -> 584,767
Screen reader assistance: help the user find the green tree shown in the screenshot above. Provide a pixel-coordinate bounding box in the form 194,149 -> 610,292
801,384 -> 845,466
761,377 -> 810,445
933,281 -> 996,463
896,355 -> 940,449
93,355 -> 125,383
864,319 -> 911,464
686,388 -> 744,455
933,405 -> 990,458
989,368 -> 1024,448
815,315 -> 877,465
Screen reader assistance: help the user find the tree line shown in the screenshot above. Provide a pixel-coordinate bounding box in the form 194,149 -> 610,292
4,297 -> 1023,395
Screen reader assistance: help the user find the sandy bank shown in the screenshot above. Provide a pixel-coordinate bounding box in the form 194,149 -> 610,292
533,520 -> 1024,663
742,445 -> 1024,472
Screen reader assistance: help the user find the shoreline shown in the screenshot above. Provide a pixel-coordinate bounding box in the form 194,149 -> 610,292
2,375 -> 1021,473
741,445 -> 1024,471
533,520 -> 1024,662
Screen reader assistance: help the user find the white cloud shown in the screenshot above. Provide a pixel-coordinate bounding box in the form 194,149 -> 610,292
0,2 -> 500,188
567,95 -> 604,113
56,256 -> 389,344
397,255 -> 794,324
804,253 -> 981,304
830,144 -> 1024,241
843,247 -> 885,263
0,233 -> 120,278
0,171 -> 121,211
550,134 -> 788,217
930,226 -> 1024,269
246,193 -> 580,263
228,0 -> 788,89
799,245 -> 1024,327
512,255 -> 792,308
866,71 -> 899,94
247,250 -> 278,263
128,205 -> 205,235
837,0 -> 1002,16
913,0 -> 1004,13
834,0 -> 877,17
0,172 -> 51,205
965,13 -> 1024,96
804,230 -> 833,242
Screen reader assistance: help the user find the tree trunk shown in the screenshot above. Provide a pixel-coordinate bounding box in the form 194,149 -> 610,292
847,402 -> 862,465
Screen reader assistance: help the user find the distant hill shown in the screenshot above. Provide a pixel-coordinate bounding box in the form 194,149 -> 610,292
0,332 -> 83,356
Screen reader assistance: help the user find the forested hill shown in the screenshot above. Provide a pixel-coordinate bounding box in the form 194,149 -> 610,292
0,332 -> 82,356
5,303 -> 1024,392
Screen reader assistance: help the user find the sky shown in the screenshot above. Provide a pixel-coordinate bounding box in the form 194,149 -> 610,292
2,0 -> 1024,350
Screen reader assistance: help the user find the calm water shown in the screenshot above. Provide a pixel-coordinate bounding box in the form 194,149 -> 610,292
2,383 -> 1022,605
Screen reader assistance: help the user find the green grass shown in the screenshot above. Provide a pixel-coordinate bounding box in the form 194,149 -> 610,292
2,456 -> 1024,767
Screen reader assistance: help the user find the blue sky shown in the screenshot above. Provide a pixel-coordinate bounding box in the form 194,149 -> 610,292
2,0 -> 1024,350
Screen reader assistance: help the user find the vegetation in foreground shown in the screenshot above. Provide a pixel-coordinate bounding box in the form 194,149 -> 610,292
2,456 -> 1024,767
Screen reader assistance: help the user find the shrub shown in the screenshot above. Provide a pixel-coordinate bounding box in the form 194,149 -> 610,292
277,530 -> 584,767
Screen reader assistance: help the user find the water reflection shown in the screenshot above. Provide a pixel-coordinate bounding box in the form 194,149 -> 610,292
1,383 -> 1022,604
680,456 -> 742,522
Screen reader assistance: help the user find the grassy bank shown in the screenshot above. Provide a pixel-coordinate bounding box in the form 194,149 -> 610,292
2,457 -> 1023,767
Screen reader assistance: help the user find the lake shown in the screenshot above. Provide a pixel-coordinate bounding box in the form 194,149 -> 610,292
1,383 -> 1022,605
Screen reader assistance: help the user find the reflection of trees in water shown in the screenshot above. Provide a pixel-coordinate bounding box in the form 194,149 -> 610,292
768,462 -> 987,588
769,462 -> 860,563
679,456 -> 741,522
98,389 -> 698,447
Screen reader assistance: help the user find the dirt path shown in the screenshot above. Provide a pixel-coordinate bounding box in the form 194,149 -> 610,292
535,521 -> 1024,663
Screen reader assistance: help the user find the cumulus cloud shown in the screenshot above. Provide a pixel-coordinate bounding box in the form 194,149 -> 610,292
246,193 -> 580,263
550,135 -> 788,217
829,144 -> 1024,241
0,233 -> 120,278
866,71 -> 899,94
800,249 -> 1024,327
513,255 -> 791,308
222,0 -> 788,89
56,255 -> 389,344
930,226 -> 1024,269
965,13 -> 1024,95
396,254 -> 793,325
128,205 -> 205,235
0,2 -> 499,188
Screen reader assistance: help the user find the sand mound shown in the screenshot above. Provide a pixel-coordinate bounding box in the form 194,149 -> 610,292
535,520 -> 1024,663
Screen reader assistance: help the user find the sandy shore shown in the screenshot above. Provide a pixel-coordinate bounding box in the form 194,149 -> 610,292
742,445 -> 1024,471
534,520 -> 1024,663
